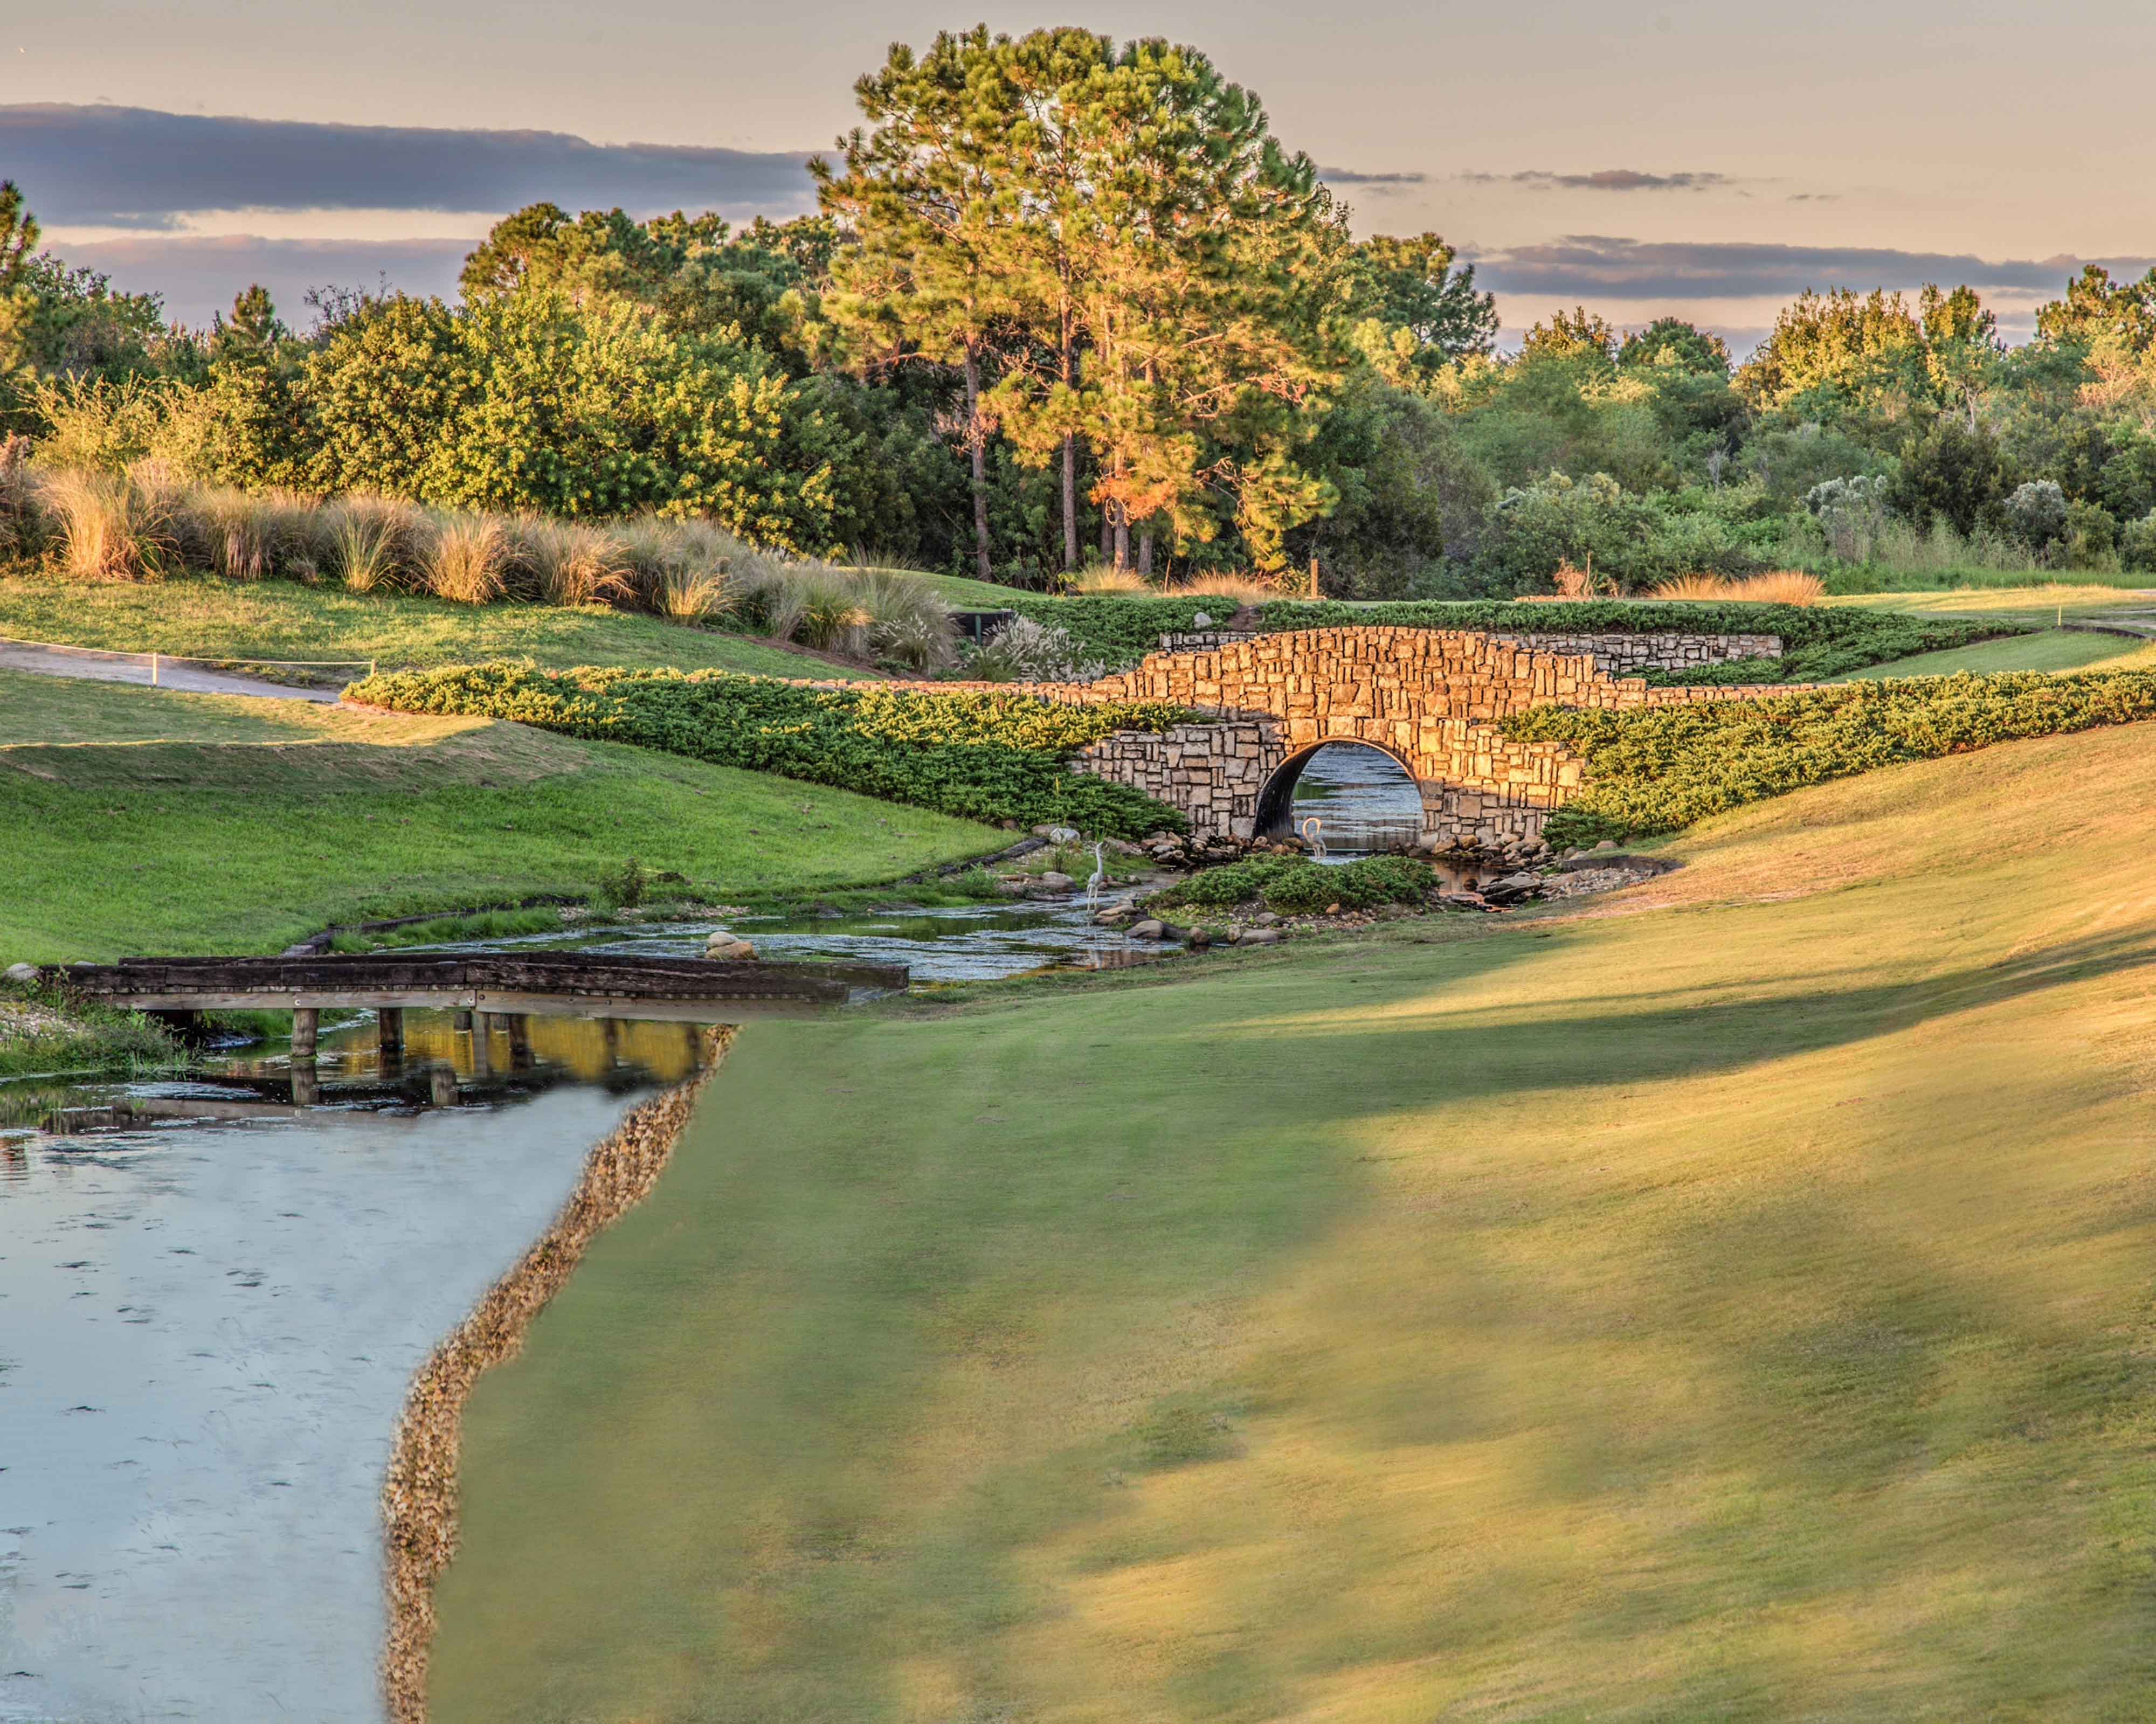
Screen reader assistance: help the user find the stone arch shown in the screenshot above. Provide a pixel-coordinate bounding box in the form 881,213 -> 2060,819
1254,737 -> 1423,842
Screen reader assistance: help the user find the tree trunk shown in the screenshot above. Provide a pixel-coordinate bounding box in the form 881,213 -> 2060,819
963,343 -> 991,583
1137,529 -> 1153,578
1100,500 -> 1112,563
1060,331 -> 1080,572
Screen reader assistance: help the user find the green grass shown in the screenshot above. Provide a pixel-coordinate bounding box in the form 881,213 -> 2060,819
0,669 -> 1001,961
1829,625 -> 2154,680
0,569 -> 879,680
430,721 -> 2156,1721
1830,581 -> 2156,621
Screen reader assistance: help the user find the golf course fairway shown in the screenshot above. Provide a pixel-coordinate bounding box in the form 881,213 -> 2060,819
426,720 -> 2156,1721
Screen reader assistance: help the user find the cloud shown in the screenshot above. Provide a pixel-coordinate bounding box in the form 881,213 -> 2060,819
0,103 -> 818,230
1318,166 -> 1429,186
1459,169 -> 1734,192
1466,235 -> 2156,301
58,236 -> 475,328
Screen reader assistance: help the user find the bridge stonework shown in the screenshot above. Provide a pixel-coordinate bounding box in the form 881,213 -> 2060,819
1050,627 -> 1794,848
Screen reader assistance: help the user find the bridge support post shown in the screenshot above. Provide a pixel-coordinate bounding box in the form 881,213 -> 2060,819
377,1007 -> 405,1066
469,1015 -> 493,1077
289,1007 -> 318,1061
505,1013 -> 533,1071
429,1065 -> 458,1108
452,1008 -> 473,1031
291,1063 -> 320,1107
600,1016 -> 620,1067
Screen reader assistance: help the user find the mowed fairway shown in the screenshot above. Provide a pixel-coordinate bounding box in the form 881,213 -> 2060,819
0,671 -> 1000,959
431,722 -> 2156,1721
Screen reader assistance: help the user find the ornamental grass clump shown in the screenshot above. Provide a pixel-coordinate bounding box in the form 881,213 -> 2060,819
425,514 -> 512,604
326,494 -> 431,592
41,465 -> 184,581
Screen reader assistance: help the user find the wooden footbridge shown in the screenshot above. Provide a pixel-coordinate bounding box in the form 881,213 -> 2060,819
50,950 -> 905,1058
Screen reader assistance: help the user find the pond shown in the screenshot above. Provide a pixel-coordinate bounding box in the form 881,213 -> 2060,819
1287,743 -> 1426,857
0,1016 -> 704,1724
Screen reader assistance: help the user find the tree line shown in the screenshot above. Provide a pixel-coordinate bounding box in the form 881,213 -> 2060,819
3,26 -> 2155,592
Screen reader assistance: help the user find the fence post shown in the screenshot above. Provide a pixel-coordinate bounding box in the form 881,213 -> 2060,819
150,651 -> 158,687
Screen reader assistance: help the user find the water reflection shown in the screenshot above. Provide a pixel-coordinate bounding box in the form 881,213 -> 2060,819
0,1016 -> 705,1724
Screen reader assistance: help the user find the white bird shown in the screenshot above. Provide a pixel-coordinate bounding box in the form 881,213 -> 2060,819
1086,841 -> 1107,909
1300,815 -> 1326,860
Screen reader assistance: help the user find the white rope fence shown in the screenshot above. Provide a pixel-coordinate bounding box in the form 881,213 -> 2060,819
0,633 -> 376,687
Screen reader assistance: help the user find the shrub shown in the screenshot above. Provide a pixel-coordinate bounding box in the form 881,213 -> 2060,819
1155,853 -> 1434,916
2004,480 -> 2070,556
1001,595 -> 1238,669
345,662 -> 1196,836
2122,510 -> 2156,574
965,616 -> 1101,682
1504,671 -> 2156,847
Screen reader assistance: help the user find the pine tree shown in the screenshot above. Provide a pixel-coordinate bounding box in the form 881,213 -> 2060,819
813,29 -> 1032,580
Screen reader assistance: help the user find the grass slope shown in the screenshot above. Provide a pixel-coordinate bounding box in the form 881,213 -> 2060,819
1830,625 -> 2155,680
431,721 -> 2156,1721
0,571 -> 874,679
0,671 -> 999,960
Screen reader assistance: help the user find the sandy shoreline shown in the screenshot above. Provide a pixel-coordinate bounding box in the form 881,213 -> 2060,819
379,1024 -> 736,1721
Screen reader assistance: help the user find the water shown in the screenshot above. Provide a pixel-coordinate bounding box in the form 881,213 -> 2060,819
0,1016 -> 705,1724
1290,744 -> 1427,857
405,888 -> 1178,983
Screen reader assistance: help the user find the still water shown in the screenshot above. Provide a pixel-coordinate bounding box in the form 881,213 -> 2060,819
0,1016 -> 704,1724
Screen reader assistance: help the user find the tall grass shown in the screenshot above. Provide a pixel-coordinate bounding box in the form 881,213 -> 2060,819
1647,570 -> 1827,606
10,464 -> 957,664
38,467 -> 184,581
428,515 -> 511,605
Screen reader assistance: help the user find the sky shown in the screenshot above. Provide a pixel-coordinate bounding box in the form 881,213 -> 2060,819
9,0 -> 2155,348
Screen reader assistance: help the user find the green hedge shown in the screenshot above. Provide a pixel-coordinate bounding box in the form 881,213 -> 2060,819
345,663 -> 1197,837
1500,670 -> 2156,848
1152,854 -> 1434,917
1255,599 -> 2022,684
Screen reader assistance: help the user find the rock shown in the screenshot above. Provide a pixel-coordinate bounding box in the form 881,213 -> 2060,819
1592,839 -> 1619,852
1559,851 -> 1641,874
1480,873 -> 1542,905
1254,911 -> 1281,926
1105,838 -> 1145,857
1127,918 -> 1166,940
4,961 -> 38,984
1324,902 -> 1342,915
1192,611 -> 1213,628
1036,871 -> 1076,891
1093,905 -> 1133,925
1239,927 -> 1281,945
1185,927 -> 1212,948
704,937 -> 758,961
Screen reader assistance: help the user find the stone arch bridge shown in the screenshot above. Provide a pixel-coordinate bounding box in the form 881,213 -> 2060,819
1048,625 -> 1785,849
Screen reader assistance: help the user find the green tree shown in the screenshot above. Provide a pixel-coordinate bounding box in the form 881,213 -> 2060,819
1344,232 -> 1498,378
1053,37 -> 1349,570
1520,306 -> 1618,366
814,27 -> 1032,579
1616,316 -> 1731,376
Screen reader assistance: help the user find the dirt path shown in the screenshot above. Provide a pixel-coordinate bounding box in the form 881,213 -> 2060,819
0,639 -> 343,702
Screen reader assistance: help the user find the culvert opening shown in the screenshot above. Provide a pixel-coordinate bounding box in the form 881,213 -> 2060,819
1255,742 -> 1425,856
